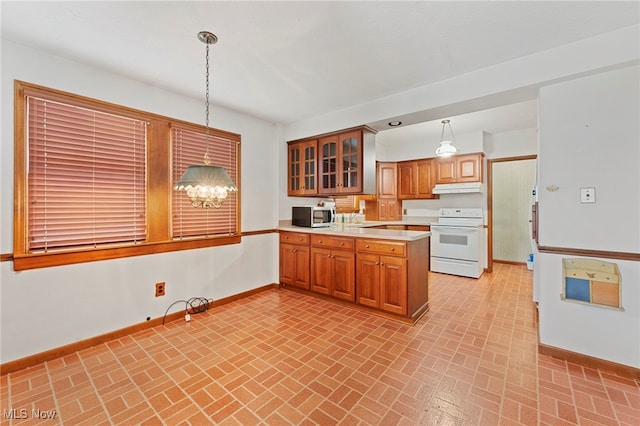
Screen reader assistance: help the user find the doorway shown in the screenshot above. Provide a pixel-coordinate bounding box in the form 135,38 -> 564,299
487,155 -> 536,272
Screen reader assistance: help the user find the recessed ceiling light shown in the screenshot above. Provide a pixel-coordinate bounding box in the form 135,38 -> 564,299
388,121 -> 402,127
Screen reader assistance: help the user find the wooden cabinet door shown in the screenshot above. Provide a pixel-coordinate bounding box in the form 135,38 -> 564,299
356,253 -> 380,308
320,131 -> 363,194
436,154 -> 483,184
280,243 -> 297,286
436,157 -> 456,184
384,200 -> 402,221
294,246 -> 310,289
332,251 -> 355,302
279,243 -> 310,289
339,131 -> 362,193
456,154 -> 482,182
318,136 -> 339,194
397,161 -> 415,199
377,201 -> 388,221
377,162 -> 397,199
415,159 -> 436,198
301,140 -> 317,194
287,140 -> 317,195
287,144 -> 303,195
380,256 -> 407,315
310,247 -> 332,295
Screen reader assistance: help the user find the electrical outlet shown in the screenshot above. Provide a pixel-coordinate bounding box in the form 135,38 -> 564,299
155,282 -> 165,297
403,208 -> 408,215
580,187 -> 596,204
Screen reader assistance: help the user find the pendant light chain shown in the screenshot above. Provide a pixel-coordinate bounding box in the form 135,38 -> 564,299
203,41 -> 211,165
175,31 -> 237,209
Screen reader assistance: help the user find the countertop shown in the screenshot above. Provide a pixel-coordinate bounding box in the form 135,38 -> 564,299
279,218 -> 434,242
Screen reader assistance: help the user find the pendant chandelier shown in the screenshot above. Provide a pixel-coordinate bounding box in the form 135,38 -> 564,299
435,119 -> 458,158
175,31 -> 237,208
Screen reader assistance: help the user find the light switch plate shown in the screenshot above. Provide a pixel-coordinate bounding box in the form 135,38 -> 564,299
580,187 -> 595,203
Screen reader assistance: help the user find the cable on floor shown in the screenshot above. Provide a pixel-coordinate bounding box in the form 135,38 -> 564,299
161,297 -> 213,325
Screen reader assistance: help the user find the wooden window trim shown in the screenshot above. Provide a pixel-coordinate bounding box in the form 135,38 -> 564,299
13,80 -> 241,271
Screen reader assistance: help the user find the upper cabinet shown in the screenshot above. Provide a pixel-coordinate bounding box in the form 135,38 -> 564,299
376,162 -> 398,199
435,153 -> 484,184
319,128 -> 376,195
397,159 -> 438,199
364,162 -> 402,221
287,126 -> 376,197
287,139 -> 318,196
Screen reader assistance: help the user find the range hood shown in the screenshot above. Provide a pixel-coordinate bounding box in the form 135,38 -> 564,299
432,182 -> 484,194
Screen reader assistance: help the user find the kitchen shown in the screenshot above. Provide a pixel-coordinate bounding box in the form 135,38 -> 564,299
1,2 -> 638,421
278,114 -> 537,322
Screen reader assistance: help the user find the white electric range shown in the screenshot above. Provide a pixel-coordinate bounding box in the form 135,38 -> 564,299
430,208 -> 484,278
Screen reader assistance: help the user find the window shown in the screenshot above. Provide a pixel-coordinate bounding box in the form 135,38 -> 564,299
27,96 -> 147,252
171,126 -> 239,239
13,81 -> 241,271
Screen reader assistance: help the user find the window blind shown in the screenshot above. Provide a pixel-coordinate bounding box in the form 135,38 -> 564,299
27,97 -> 147,252
171,127 -> 238,238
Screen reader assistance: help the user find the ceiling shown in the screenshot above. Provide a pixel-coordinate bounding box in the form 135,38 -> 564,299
2,1 -> 638,135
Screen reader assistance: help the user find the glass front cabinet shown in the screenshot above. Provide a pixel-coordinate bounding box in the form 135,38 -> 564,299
287,126 -> 376,197
287,140 -> 318,196
319,130 -> 371,194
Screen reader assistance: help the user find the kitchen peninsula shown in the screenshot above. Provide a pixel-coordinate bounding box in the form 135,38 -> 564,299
278,222 -> 431,323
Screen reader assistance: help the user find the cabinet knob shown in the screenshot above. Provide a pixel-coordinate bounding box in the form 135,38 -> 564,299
376,262 -> 379,265
365,245 -> 370,248
340,242 -> 344,246
391,248 -> 395,252
380,263 -> 384,266
318,240 -> 323,243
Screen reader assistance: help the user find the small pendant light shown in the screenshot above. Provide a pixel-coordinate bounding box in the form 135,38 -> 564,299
175,31 -> 238,208
435,119 -> 458,158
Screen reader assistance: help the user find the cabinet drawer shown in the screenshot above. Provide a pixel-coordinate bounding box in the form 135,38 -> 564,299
280,232 -> 310,245
356,239 -> 406,257
406,225 -> 430,231
311,235 -> 354,250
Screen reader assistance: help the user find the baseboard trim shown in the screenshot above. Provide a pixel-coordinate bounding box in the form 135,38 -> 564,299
1,283 -> 279,376
493,259 -> 527,266
539,342 -> 640,380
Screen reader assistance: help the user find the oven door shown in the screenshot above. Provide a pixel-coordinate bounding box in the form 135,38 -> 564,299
430,225 -> 480,261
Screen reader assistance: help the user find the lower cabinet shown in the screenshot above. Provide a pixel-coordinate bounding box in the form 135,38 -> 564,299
356,253 -> 407,315
311,247 -> 355,301
356,237 -> 430,321
309,235 -> 355,302
279,231 -> 429,322
279,232 -> 310,290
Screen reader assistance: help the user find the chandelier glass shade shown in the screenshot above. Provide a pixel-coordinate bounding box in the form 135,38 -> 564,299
435,119 -> 458,158
175,31 -> 237,208
175,164 -> 237,208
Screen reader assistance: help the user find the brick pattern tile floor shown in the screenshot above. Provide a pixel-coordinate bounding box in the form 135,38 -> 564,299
1,264 -> 639,425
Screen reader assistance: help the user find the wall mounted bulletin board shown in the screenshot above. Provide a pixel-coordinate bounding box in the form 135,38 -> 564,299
562,258 -> 623,310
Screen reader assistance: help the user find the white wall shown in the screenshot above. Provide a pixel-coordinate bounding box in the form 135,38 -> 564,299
484,128 -> 538,159
284,25 -> 639,141
537,65 -> 640,368
0,40 -> 280,363
375,126 -> 485,162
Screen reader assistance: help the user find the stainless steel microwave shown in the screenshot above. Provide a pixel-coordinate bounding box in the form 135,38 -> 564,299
292,206 -> 336,228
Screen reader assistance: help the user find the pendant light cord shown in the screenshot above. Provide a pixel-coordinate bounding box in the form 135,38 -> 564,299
204,40 -> 211,165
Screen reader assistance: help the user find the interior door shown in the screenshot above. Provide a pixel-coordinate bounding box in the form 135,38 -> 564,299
489,157 -> 536,267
